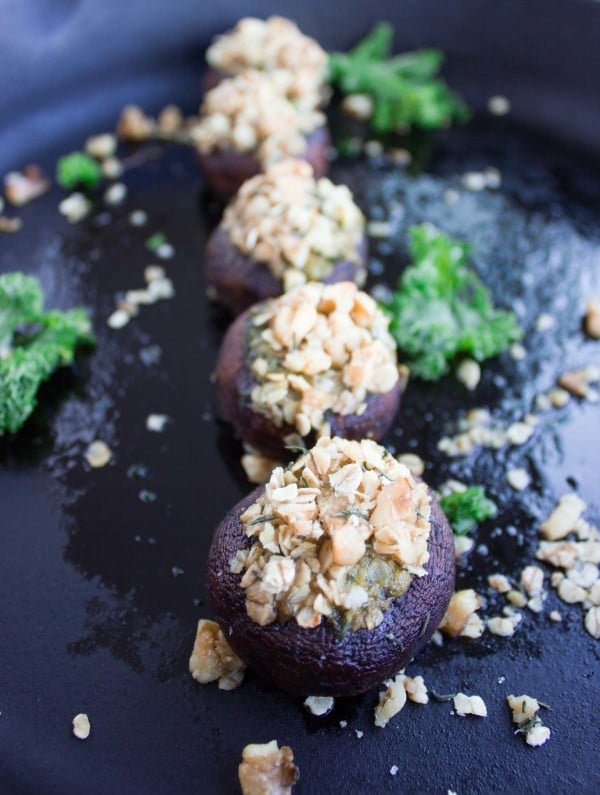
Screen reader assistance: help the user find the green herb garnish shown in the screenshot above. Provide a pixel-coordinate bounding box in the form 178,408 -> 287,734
439,486 -> 497,535
381,225 -> 522,380
0,273 -> 94,435
56,152 -> 102,190
328,23 -> 469,133
145,233 -> 166,252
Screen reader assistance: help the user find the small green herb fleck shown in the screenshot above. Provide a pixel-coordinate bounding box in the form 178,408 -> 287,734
56,152 -> 102,190
247,514 -> 279,527
328,23 -> 469,134
380,225 -> 522,380
145,233 -> 167,252
440,486 -> 497,535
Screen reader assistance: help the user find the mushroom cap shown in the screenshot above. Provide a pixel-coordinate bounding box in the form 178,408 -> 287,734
206,485 -> 455,696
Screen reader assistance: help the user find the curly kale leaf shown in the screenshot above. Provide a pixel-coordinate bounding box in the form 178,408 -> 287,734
0,273 -> 94,435
328,23 -> 469,133
440,486 -> 497,536
381,225 -> 522,380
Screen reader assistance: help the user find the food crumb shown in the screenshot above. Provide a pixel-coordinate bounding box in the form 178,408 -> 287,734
507,694 -> 551,747
509,342 -> 526,360
487,95 -> 511,115
506,468 -> 530,491
59,192 -> 91,223
104,182 -> 127,205
85,133 -> 117,159
146,413 -> 169,432
355,729 -> 364,739
549,610 -> 562,622
535,313 -> 555,332
72,713 -> 91,740
488,573 -> 511,593
85,440 -> 112,468
583,298 -> 600,339
238,740 -> 298,795
584,606 -> 600,638
303,695 -> 334,717
339,720 -> 347,729
390,765 -> 399,776
129,209 -> 148,226
456,358 -> 481,390
453,693 -> 487,717
487,615 -> 520,637
107,309 -> 130,329
4,165 -> 50,206
374,673 -> 407,728
189,618 -> 246,690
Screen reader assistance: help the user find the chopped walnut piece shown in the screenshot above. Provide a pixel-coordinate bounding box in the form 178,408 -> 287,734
583,298 -> 600,339
584,606 -> 600,638
558,366 -> 599,399
374,673 -> 407,728
540,493 -> 587,540
520,565 -> 544,596
488,573 -> 511,593
403,675 -> 428,704
303,695 -> 334,716
117,105 -> 155,141
72,713 -> 91,740
85,133 -> 117,159
507,694 -> 551,747
487,615 -> 520,637
440,590 -> 484,638
189,619 -> 246,690
242,450 -> 278,484
239,740 -> 299,795
157,105 -> 184,135
222,160 -> 364,287
4,165 -> 50,206
453,693 -> 487,717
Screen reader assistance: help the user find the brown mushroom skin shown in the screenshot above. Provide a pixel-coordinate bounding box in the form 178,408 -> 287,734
197,126 -> 330,198
204,228 -> 368,316
215,308 -> 407,458
206,487 -> 455,697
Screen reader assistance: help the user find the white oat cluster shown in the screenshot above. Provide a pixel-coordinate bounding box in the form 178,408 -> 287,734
248,282 -> 401,437
222,160 -> 365,290
192,70 -> 324,166
206,16 -> 327,104
232,436 -> 432,632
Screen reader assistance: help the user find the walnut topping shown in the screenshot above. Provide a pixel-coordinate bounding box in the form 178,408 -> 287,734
540,493 -> 587,540
248,282 -> 400,437
234,437 -> 431,632
192,70 -> 324,167
189,619 -> 246,690
238,740 -> 299,795
222,160 -> 365,289
206,16 -> 327,104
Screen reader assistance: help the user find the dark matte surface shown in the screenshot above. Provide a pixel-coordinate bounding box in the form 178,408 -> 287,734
1,2 -> 600,794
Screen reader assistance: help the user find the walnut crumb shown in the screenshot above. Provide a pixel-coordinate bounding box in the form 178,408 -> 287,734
440,590 -> 484,638
453,693 -> 487,717
507,694 -> 551,747
239,740 -> 299,795
85,440 -> 112,469
303,695 -> 334,716
583,298 -> 600,339
72,713 -> 91,740
189,619 -> 246,690
4,165 -> 50,206
374,673 -> 407,728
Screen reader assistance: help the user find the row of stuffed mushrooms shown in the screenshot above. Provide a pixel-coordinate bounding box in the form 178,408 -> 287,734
200,17 -> 455,698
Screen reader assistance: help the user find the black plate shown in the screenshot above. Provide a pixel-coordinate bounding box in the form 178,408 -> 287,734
1,2 -> 600,794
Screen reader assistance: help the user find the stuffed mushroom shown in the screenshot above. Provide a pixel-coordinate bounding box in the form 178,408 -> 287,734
193,70 -> 328,196
204,16 -> 328,106
207,436 -> 455,696
215,281 -> 408,457
204,160 -> 368,315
